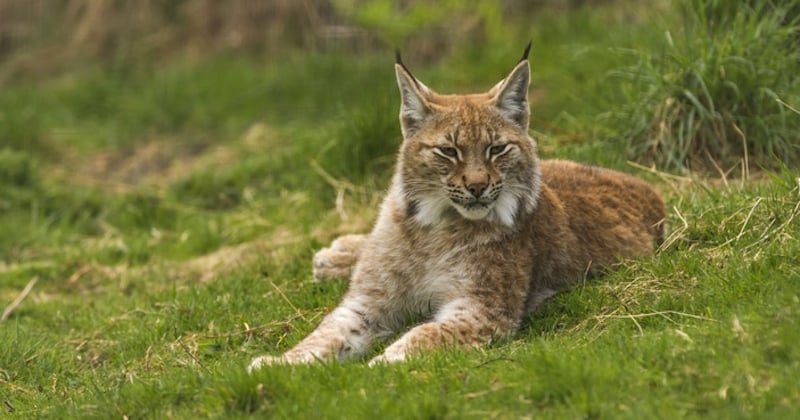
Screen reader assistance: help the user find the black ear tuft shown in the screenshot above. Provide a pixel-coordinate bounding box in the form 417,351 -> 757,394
395,49 -> 421,90
395,51 -> 432,139
519,41 -> 532,63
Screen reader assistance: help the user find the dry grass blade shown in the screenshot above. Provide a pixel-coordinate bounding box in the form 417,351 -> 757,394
270,281 -> 307,322
741,196 -> 800,252
732,123 -> 749,182
592,311 -> 716,334
1,276 -> 38,322
594,310 -> 716,322
775,97 -> 800,115
704,149 -> 730,188
626,160 -> 693,194
660,205 -> 689,251
310,159 -> 363,221
735,197 -> 763,243
0,377 -> 35,396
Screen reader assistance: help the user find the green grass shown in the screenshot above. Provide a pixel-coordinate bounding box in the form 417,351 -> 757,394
1,1 -> 799,418
2,172 -> 798,418
611,0 -> 800,172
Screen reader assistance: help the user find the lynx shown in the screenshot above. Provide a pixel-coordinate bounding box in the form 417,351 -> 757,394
249,44 -> 665,370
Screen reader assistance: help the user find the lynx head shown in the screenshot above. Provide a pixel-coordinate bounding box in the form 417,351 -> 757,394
395,44 -> 541,227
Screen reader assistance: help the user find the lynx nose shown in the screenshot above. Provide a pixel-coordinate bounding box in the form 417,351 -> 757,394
466,182 -> 488,198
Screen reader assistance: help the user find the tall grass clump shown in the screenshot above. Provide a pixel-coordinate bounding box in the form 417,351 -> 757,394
615,0 -> 800,173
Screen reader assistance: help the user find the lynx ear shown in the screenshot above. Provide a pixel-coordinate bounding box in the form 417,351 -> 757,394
395,51 -> 432,139
493,48 -> 531,130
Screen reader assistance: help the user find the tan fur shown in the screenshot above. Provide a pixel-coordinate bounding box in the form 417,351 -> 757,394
249,50 -> 666,370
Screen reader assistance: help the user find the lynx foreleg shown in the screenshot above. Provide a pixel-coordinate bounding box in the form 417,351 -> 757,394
369,298 -> 518,365
249,297 -> 376,371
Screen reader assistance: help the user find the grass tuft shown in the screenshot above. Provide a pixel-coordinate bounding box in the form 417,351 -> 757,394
0,149 -> 38,187
613,0 -> 800,173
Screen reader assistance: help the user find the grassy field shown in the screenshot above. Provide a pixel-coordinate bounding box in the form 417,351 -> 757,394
1,1 -> 799,418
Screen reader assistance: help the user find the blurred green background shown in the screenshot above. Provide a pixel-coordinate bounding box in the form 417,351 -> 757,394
2,0 -> 798,176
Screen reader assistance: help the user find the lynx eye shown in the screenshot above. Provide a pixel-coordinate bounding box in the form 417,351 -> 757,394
434,146 -> 459,159
488,144 -> 510,158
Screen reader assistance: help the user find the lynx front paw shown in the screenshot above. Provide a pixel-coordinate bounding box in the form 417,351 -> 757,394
248,351 -> 328,372
247,355 -> 285,373
312,234 -> 365,282
312,249 -> 357,281
368,350 -> 406,366
248,353 -> 319,372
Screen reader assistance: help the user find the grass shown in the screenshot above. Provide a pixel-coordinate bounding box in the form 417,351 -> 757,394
612,0 -> 800,172
1,1 -> 799,418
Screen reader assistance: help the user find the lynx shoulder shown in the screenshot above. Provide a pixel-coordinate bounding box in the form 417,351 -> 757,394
250,45 -> 665,370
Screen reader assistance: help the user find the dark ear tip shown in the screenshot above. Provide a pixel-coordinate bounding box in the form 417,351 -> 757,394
519,41 -> 532,63
394,49 -> 423,90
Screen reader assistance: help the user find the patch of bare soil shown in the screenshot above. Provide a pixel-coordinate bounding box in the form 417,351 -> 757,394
176,227 -> 301,283
48,227 -> 305,297
48,139 -> 215,193
48,123 -> 279,192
